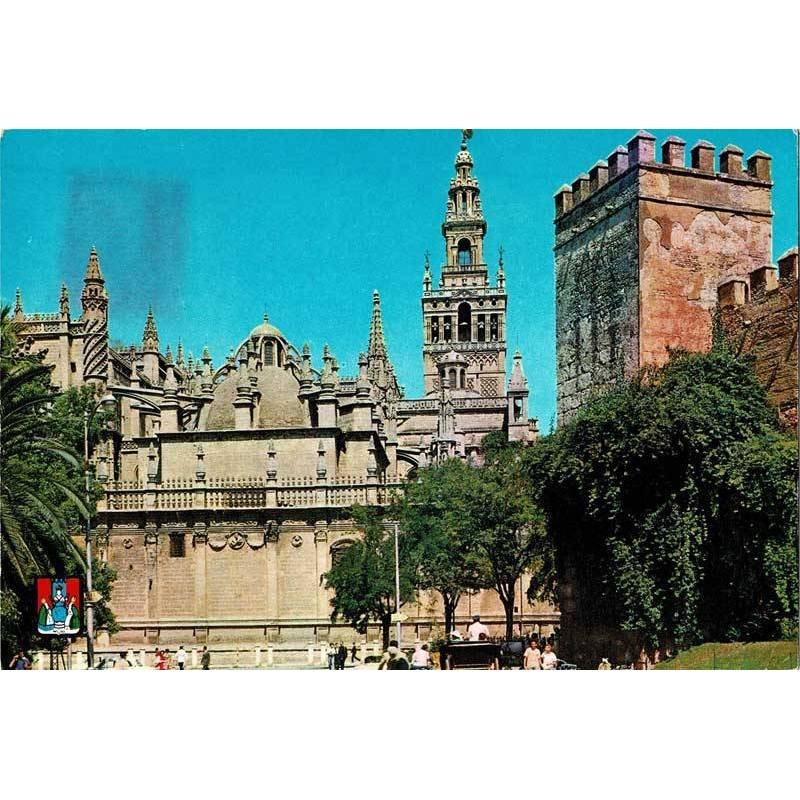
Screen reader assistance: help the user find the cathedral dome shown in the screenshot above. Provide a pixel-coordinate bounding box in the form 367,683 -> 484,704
205,364 -> 310,431
249,314 -> 284,341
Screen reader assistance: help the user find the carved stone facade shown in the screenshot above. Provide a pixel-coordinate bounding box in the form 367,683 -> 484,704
16,132 -> 554,648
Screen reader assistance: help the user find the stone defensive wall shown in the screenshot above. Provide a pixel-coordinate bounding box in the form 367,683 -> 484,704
554,130 -> 774,423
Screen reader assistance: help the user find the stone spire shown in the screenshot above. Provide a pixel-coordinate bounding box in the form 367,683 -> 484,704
85,245 -> 104,281
13,288 -> 23,318
142,306 -> 159,352
508,350 -> 528,391
366,290 -> 403,403
59,283 -> 70,318
368,290 -> 388,361
80,246 -> 109,382
176,339 -> 185,367
423,251 -> 432,292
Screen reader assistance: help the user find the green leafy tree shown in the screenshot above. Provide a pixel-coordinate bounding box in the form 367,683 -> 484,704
324,505 -> 416,648
524,342 -> 798,661
396,459 -> 486,634
470,444 -> 555,640
1,306 -> 117,662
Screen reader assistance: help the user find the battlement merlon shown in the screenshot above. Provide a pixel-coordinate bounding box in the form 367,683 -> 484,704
554,131 -> 773,224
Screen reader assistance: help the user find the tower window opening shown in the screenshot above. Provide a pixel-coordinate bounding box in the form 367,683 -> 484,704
443,317 -> 452,342
448,368 -> 457,387
431,317 -> 440,343
513,397 -> 523,422
264,341 -> 274,366
277,345 -> 284,367
490,314 -> 499,342
457,239 -> 472,267
460,369 -> 466,389
477,314 -> 486,342
457,302 -> 472,342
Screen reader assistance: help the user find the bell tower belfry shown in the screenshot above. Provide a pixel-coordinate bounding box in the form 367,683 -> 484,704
421,130 -> 507,397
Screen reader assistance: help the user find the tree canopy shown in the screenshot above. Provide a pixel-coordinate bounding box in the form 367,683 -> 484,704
1,307 -> 117,663
323,505 -> 416,648
523,342 -> 798,659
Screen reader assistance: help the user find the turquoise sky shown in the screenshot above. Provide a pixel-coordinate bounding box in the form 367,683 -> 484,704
2,129 -> 797,428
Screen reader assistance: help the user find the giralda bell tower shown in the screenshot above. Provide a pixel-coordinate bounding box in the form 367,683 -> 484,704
421,130 -> 507,397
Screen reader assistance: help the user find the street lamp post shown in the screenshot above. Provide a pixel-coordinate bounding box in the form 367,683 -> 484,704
83,392 -> 117,669
394,521 -> 401,646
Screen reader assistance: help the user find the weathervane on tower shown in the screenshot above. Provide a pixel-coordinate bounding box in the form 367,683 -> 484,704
461,129 -> 473,148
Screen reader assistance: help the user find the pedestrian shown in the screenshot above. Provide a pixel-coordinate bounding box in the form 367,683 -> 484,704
201,646 -> 211,670
541,643 -> 558,670
114,652 -> 130,669
9,650 -> 31,670
467,614 -> 489,641
524,639 -> 542,670
176,645 -> 187,670
378,640 -> 409,670
350,643 -> 359,664
327,642 -> 336,670
337,642 -> 347,670
411,643 -> 431,670
154,648 -> 165,670
163,648 -> 172,669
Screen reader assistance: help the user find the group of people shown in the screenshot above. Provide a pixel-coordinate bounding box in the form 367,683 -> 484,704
152,645 -> 210,670
327,642 -> 359,669
523,639 -> 559,670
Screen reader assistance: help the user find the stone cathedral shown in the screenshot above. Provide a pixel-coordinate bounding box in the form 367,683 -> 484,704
13,132 -> 554,652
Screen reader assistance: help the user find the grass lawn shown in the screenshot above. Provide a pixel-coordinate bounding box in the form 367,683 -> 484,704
655,640 -> 798,670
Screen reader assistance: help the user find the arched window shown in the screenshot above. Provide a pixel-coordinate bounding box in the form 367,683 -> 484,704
330,540 -> 354,570
457,302 -> 471,342
460,369 -> 466,389
457,239 -> 472,267
448,368 -> 457,388
431,317 -> 439,343
263,341 -> 274,366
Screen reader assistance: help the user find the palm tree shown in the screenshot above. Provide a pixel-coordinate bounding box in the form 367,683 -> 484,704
1,305 -> 88,595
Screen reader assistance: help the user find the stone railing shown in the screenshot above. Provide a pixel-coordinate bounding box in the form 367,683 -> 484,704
102,475 -> 405,512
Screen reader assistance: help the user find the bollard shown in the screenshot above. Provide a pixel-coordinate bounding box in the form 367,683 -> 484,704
191,648 -> 198,668
37,651 -> 46,670
360,642 -> 367,663
126,650 -> 136,668
75,650 -> 86,671
255,646 -> 261,667
140,649 -> 147,669
307,645 -> 314,665
318,645 -> 327,666
267,647 -> 274,667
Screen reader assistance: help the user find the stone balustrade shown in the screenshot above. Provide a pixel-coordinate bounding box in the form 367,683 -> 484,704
103,475 -> 404,511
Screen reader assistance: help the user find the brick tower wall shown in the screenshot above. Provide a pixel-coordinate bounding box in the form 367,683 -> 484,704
719,249 -> 798,430
554,166 -> 641,422
638,149 -> 772,369
555,132 -> 774,423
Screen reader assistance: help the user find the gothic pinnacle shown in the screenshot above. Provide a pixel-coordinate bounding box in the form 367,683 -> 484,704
368,290 -> 388,360
59,283 -> 70,317
84,246 -> 104,282
142,305 -> 159,351
14,288 -> 23,316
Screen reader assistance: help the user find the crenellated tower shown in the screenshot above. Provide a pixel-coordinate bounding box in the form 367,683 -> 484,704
421,130 -> 507,396
80,246 -> 109,384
